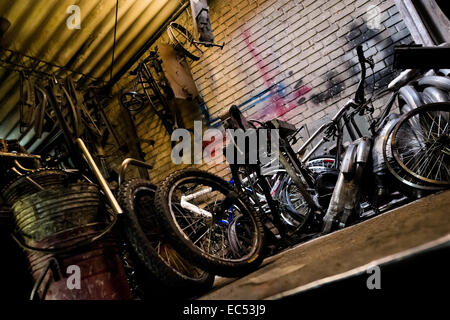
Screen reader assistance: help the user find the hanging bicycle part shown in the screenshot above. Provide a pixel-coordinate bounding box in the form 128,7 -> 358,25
167,22 -> 203,61
46,76 -> 82,164
19,72 -> 36,133
33,85 -> 49,139
120,91 -> 146,113
167,22 -> 224,62
84,87 -> 127,152
120,52 -> 179,135
190,0 -> 214,42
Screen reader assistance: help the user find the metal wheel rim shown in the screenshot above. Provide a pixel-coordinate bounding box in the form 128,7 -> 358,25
382,115 -> 444,191
391,103 -> 450,186
120,92 -> 145,112
283,178 -> 311,221
133,186 -> 206,279
167,22 -> 203,61
168,176 -> 259,263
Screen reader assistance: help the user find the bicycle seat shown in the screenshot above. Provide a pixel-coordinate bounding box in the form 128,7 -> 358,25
266,119 -> 297,139
220,105 -> 255,131
221,106 -> 264,165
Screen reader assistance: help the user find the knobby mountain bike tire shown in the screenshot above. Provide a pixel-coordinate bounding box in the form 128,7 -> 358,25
118,179 -> 214,296
154,169 -> 265,277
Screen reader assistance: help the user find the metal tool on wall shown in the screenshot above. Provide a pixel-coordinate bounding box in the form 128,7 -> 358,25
167,0 -> 225,61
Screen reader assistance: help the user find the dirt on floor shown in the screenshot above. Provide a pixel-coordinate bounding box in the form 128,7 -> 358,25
201,190 -> 450,300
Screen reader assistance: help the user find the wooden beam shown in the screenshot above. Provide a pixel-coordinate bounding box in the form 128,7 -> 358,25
394,0 -> 435,46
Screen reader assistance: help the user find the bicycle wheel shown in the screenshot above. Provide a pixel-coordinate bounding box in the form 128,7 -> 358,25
391,103 -> 450,187
281,176 -> 311,226
255,166 -> 312,229
382,113 -> 445,195
167,23 -> 203,61
154,169 -> 264,277
118,179 -> 214,296
120,91 -> 145,112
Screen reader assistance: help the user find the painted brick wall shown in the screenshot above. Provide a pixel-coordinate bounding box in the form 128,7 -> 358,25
105,0 -> 412,184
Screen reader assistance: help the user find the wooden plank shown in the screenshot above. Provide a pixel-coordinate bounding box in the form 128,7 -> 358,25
394,0 -> 434,45
415,0 -> 450,44
201,190 -> 450,299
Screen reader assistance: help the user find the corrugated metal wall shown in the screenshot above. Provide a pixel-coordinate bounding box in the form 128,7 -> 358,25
0,0 -> 184,151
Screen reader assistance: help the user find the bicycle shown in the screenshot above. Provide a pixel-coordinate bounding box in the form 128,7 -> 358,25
119,52 -> 181,135
153,168 -> 265,277
136,44 -> 450,278
219,44 -> 450,238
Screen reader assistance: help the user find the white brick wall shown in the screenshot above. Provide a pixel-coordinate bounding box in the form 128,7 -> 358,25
106,0 -> 412,183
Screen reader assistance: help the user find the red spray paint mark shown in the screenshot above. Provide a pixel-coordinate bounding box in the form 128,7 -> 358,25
201,26 -> 313,156
242,26 -> 311,122
242,28 -> 284,117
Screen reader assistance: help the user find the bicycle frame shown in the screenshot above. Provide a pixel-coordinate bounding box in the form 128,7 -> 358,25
295,61 -> 436,168
294,88 -> 402,168
180,187 -> 214,219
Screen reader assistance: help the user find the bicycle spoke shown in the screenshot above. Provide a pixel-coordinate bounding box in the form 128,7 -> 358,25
181,218 -> 205,232
392,105 -> 450,185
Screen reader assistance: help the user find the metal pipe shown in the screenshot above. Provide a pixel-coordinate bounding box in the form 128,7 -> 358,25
343,113 -> 357,141
332,100 -> 355,122
296,123 -> 330,155
76,138 -> 123,214
388,69 -> 419,90
14,159 -> 34,172
118,158 -> 153,186
302,139 -> 326,162
11,167 -> 44,191
350,116 -> 363,138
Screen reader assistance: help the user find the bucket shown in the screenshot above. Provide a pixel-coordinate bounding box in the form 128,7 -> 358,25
12,182 -> 132,300
1,168 -> 68,204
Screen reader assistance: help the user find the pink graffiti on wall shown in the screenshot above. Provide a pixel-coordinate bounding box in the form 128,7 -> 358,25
201,26 -> 312,157
242,26 -> 311,122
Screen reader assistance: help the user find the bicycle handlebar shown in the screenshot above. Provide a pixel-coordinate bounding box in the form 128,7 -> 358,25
354,45 -> 367,105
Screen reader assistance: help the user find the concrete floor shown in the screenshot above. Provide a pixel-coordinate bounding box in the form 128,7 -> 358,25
201,189 -> 450,300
